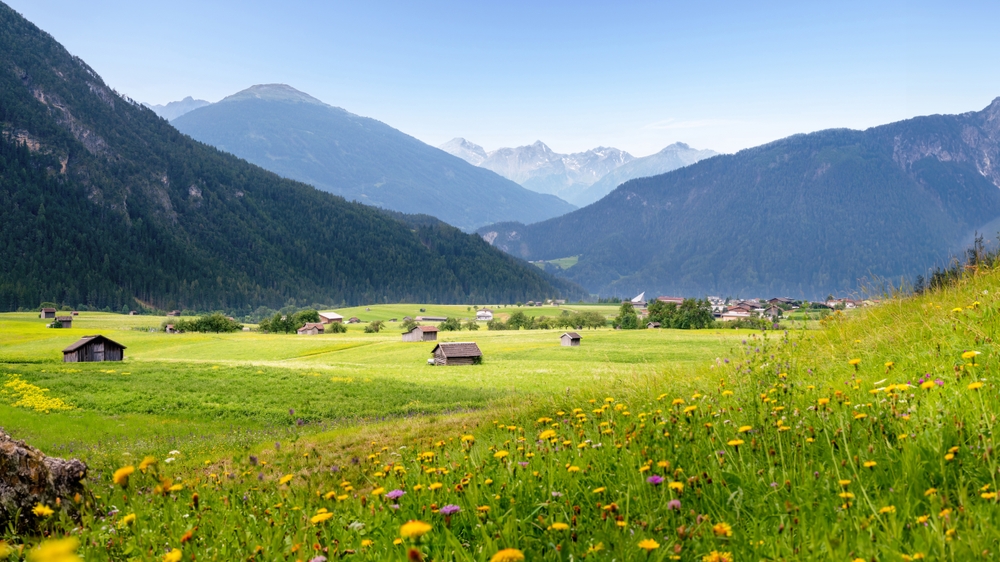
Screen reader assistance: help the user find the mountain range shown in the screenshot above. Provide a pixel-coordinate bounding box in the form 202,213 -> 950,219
478,98 -> 1000,299
143,96 -> 210,120
0,2 -> 583,312
440,138 -> 717,206
169,85 -> 574,231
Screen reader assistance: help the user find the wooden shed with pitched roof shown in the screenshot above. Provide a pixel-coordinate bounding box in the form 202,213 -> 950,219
62,335 -> 125,363
403,325 -> 439,342
431,342 -> 482,366
560,332 -> 582,346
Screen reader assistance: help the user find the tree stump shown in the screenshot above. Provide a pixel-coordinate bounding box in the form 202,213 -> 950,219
0,428 -> 87,531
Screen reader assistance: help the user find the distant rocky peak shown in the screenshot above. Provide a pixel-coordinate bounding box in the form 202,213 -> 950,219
220,84 -> 327,106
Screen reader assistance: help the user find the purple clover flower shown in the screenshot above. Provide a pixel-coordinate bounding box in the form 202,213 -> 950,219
667,499 -> 681,510
647,475 -> 664,485
386,489 -> 405,500
440,504 -> 461,516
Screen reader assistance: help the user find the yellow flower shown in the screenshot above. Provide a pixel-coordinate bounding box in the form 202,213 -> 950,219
278,474 -> 294,485
838,492 -> 855,500
428,482 -> 443,491
727,439 -> 744,447
924,488 -> 937,496
489,549 -> 525,562
969,381 -> 984,390
879,506 -> 896,514
737,425 -> 752,433
838,479 -> 851,486
461,435 -> 475,443
361,539 -> 373,547
962,351 -> 980,360
32,503 -> 54,517
310,512 -> 334,524
863,461 -> 877,468
668,481 -> 684,492
120,513 -> 136,526
982,492 -> 997,500
538,430 -> 557,440
637,538 -> 660,552
138,456 -> 157,473
702,552 -> 733,562
817,398 -> 830,406
721,390 -> 734,396
0,542 -> 11,560
592,487 -> 606,494
920,380 -> 935,390
550,522 -> 570,531
848,358 -> 861,366
371,487 -> 385,496
477,505 -> 490,512
671,398 -> 685,405
885,361 -> 894,368
163,549 -> 182,562
712,522 -> 732,537
853,413 -> 867,420
113,466 -> 135,487
29,538 -> 82,562
567,466 -> 581,473
494,450 -> 509,460
397,520 -> 434,543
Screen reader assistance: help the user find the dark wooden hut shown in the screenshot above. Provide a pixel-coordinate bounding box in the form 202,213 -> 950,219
431,342 -> 482,366
40,308 -> 56,319
403,325 -> 438,342
62,335 -> 126,363
560,332 -> 582,346
55,316 -> 73,329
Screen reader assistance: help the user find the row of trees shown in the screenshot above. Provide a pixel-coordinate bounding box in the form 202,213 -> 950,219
614,298 -> 715,330
488,311 -> 607,331
162,313 -> 243,333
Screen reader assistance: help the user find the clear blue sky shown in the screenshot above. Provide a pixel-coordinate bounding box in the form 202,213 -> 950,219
7,0 -> 1000,156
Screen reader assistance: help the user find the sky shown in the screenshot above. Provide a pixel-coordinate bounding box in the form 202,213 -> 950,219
7,0 -> 1000,156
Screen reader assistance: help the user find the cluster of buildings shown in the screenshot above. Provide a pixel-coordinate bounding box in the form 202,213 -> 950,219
628,293 -> 874,323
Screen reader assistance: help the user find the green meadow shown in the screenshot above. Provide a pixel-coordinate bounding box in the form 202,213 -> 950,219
0,310 -> 736,457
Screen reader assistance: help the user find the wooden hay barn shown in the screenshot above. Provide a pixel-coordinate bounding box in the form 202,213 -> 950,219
40,308 -> 56,319
62,335 -> 125,363
297,322 -> 325,335
403,325 -> 438,342
55,316 -> 73,329
319,311 -> 344,324
646,322 -> 661,329
431,342 -> 482,366
560,332 -> 582,346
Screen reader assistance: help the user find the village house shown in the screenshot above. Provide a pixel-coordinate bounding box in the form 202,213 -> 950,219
40,308 -> 56,319
62,335 -> 125,363
403,325 -> 439,342
476,309 -> 494,321
720,309 -> 751,321
430,342 -> 482,366
630,292 -> 647,308
560,332 -> 582,346
297,322 -> 325,335
763,305 -> 782,319
656,296 -> 684,305
318,311 -> 344,324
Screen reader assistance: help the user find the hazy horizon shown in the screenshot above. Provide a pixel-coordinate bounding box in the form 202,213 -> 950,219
7,0 -> 1000,156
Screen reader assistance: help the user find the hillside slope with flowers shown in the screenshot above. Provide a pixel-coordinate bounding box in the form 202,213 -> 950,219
4,267 -> 1000,560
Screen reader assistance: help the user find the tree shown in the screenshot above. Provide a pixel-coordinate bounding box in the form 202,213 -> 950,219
463,319 -> 479,331
401,319 -> 418,332
614,301 -> 639,330
364,320 -> 384,333
439,317 -> 461,331
327,321 -> 347,333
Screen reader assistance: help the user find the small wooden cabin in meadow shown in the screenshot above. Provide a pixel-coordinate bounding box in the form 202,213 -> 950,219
560,332 -> 582,347
431,342 -> 482,366
55,316 -> 72,329
165,324 -> 177,333
319,311 -> 344,324
646,322 -> 661,329
62,335 -> 125,363
348,317 -> 361,324
167,310 -> 181,317
40,308 -> 56,319
297,322 -> 325,335
403,325 -> 438,342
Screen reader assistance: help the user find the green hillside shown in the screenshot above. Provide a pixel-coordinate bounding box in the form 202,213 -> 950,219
0,4 -> 584,313
480,103 -> 1000,299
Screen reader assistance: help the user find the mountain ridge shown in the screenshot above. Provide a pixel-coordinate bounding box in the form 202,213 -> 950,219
477,98 -> 1000,299
0,3 -> 584,312
171,86 -> 575,231
441,138 -> 716,205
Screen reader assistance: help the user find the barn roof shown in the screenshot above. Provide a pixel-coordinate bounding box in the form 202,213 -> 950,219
41,307 -> 56,312
431,342 -> 482,358
406,325 -> 439,334
55,316 -> 73,321
561,332 -> 582,339
319,311 -> 343,320
62,335 -> 126,353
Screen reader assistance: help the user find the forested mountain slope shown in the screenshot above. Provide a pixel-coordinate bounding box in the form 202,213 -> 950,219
171,85 -> 575,231
0,3 -> 584,312
479,100 -> 1000,299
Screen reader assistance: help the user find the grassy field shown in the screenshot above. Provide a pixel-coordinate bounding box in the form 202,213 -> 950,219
10,275 -> 999,560
0,310 -> 738,458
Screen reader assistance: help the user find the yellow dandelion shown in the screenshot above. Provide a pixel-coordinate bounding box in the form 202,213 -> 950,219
863,461 -> 877,468
879,506 -> 896,514
29,538 -> 82,562
737,425 -> 752,433
489,549 -> 525,562
32,504 -> 54,517
712,521 -> 733,537
637,538 -> 660,552
113,466 -> 135,488
549,522 -> 570,531
399,520 -> 432,539
163,549 -> 182,562
727,439 -> 744,447
493,450 -> 509,459
278,474 -> 294,485
969,381 -> 984,390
